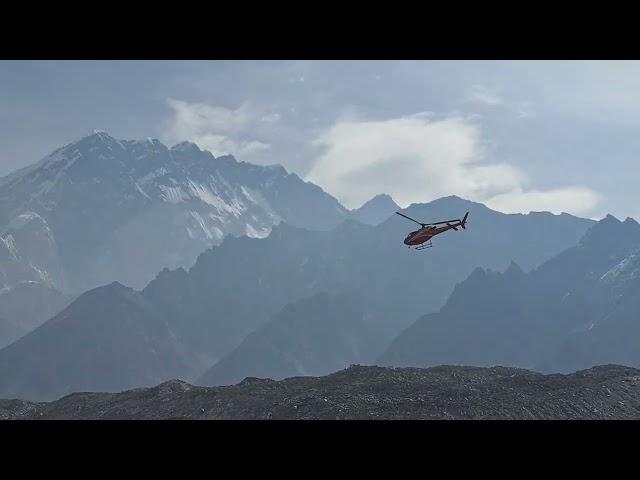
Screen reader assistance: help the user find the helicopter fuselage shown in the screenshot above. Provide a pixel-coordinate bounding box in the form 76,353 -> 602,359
403,224 -> 454,245
398,211 -> 469,248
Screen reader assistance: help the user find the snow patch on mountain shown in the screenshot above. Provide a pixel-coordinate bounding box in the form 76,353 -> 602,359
186,180 -> 243,216
159,185 -> 188,204
600,251 -> 640,284
0,132 -> 352,290
245,224 -> 270,238
0,235 -> 18,259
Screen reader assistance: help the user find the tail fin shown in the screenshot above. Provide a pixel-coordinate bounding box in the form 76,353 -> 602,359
461,212 -> 469,229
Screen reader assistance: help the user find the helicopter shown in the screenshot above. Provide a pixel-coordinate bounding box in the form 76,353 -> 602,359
396,211 -> 469,249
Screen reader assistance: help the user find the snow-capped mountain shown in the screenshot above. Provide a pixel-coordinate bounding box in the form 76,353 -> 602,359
0,132 -> 347,291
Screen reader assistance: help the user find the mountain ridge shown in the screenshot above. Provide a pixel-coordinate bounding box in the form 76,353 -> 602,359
0,194 -> 597,401
380,212 -> 640,372
0,131 -> 349,291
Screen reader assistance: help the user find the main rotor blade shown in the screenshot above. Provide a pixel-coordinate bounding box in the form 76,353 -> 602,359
429,219 -> 461,226
396,212 -> 426,226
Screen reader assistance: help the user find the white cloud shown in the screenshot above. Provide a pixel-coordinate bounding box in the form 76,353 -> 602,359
162,98 -> 274,157
485,187 -> 602,216
306,114 -> 601,216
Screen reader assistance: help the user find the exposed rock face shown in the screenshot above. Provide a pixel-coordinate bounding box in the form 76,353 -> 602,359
5,364 -> 640,420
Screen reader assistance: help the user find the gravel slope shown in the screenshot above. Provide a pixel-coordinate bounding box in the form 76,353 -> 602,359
3,364 -> 640,420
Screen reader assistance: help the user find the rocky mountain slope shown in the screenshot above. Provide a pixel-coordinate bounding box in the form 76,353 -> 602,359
198,292 -> 384,386
0,132 -> 348,291
380,214 -> 640,373
0,212 -> 63,289
546,244 -> 640,373
3,364 -> 639,419
0,282 -> 199,401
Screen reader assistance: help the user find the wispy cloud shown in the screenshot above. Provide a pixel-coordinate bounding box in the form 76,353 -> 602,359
485,187 -> 602,216
468,84 -> 504,106
467,85 -> 535,119
306,114 -> 600,216
162,98 -> 276,157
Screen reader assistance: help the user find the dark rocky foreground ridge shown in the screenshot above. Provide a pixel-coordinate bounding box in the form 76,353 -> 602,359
2,364 -> 640,420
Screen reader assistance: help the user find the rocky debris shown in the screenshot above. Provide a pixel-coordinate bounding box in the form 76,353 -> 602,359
0,399 -> 42,420
6,364 -> 640,420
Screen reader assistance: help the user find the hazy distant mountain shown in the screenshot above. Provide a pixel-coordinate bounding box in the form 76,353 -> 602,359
0,195 -> 595,400
143,196 -> 593,359
0,282 -> 199,401
380,214 -> 640,372
0,281 -> 72,349
0,132 -> 347,291
198,292 -> 384,386
349,194 -> 400,226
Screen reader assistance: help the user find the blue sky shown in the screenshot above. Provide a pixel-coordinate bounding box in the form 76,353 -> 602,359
2,60 -> 639,219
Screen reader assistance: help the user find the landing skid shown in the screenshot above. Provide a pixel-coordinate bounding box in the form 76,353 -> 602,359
413,240 -> 433,250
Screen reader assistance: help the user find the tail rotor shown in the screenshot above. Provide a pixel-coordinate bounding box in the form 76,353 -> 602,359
461,212 -> 469,229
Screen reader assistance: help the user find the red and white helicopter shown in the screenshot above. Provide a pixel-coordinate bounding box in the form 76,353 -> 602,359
397,211 -> 469,249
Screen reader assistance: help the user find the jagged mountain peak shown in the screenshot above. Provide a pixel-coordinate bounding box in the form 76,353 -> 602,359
170,141 -> 201,153
504,260 -> 524,276
67,129 -> 124,150
400,195 -> 489,219
357,193 -> 398,209
424,195 -> 485,208
602,213 -> 621,223
468,266 -> 488,280
350,193 -> 400,226
73,281 -> 137,305
579,212 -> 640,252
